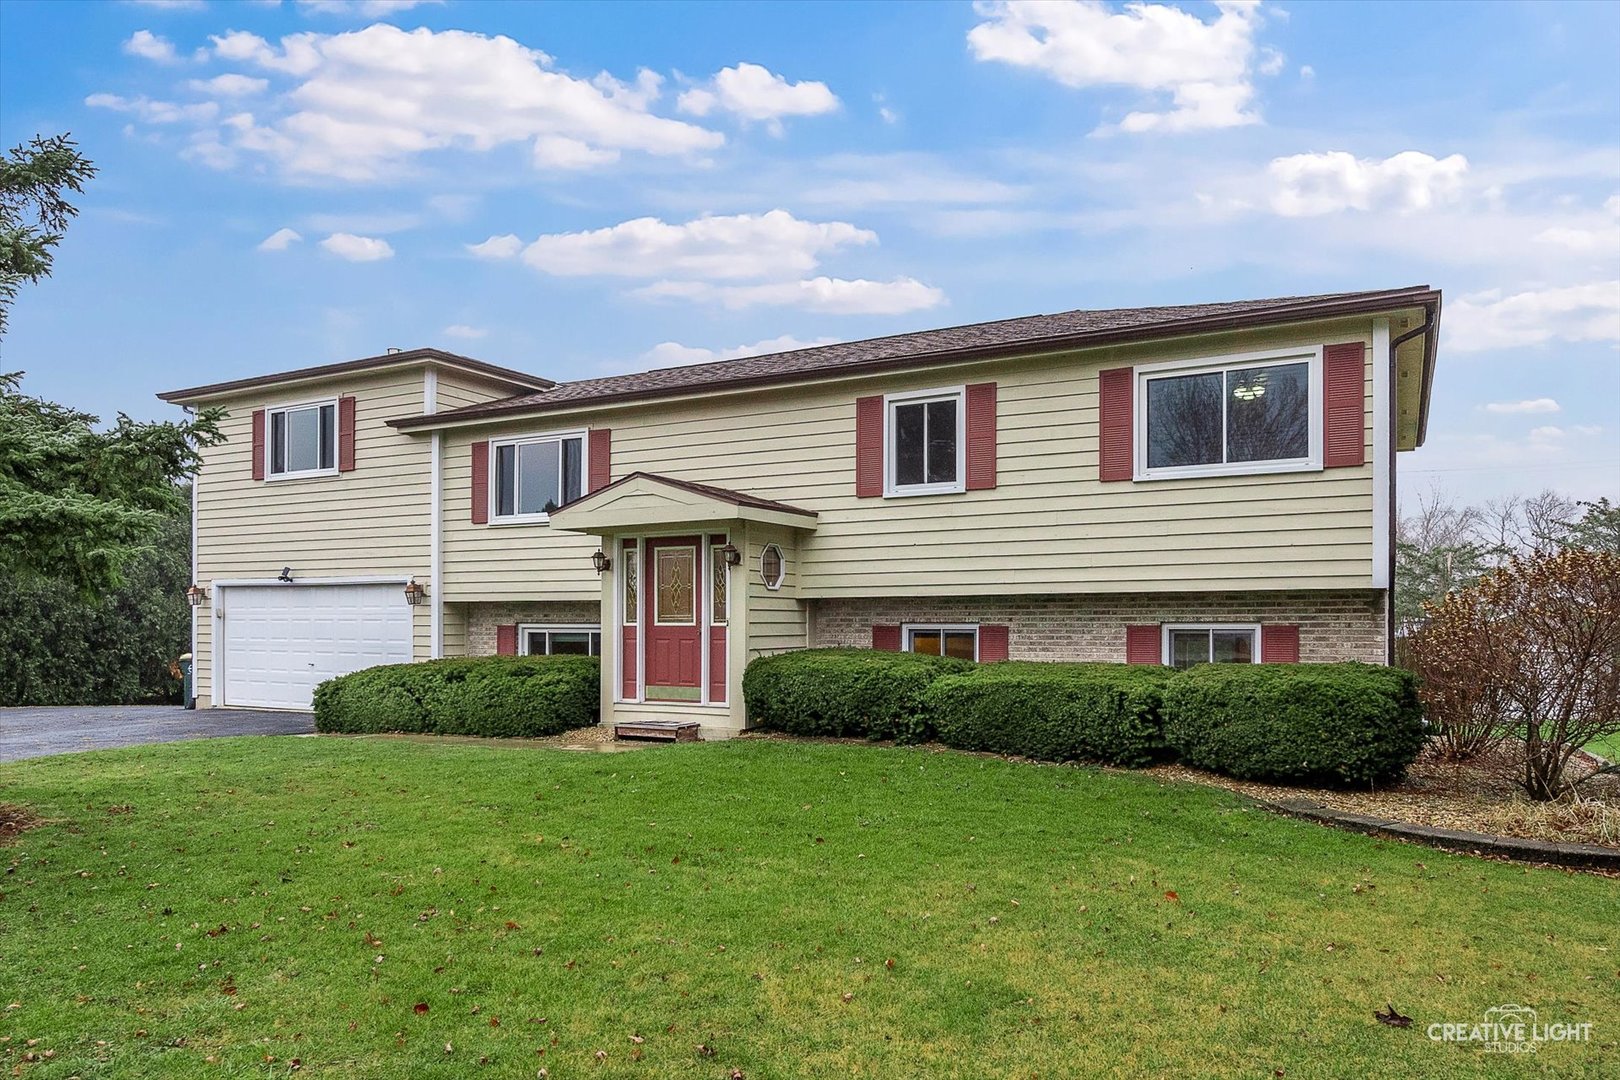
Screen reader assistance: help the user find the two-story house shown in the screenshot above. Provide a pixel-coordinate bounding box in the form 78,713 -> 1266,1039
159,285 -> 1441,736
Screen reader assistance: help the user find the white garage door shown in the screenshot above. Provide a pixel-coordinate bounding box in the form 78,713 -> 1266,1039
220,583 -> 413,710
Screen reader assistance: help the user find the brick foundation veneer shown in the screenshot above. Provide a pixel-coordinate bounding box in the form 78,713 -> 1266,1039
463,601 -> 604,656
811,590 -> 1387,664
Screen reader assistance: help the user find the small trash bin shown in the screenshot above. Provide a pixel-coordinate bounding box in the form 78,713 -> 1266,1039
179,653 -> 194,709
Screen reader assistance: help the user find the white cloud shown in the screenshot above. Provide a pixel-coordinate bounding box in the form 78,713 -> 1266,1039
443,324 -> 487,339
1482,398 -> 1561,415
257,227 -> 303,251
519,210 -> 875,280
1534,194 -> 1620,255
1446,282 -> 1620,352
634,276 -> 946,315
187,73 -> 270,97
85,93 -> 218,124
640,334 -> 841,368
125,1 -> 206,10
1268,150 -> 1469,216
466,234 -> 523,259
677,63 -> 839,131
164,24 -> 723,181
319,232 -> 394,261
123,30 -> 179,63
967,0 -> 1274,133
1298,64 -> 1315,80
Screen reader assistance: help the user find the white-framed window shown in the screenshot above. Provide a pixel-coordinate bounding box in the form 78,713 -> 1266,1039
885,386 -> 965,496
267,399 -> 337,479
903,623 -> 979,661
520,624 -> 602,657
1135,347 -> 1322,481
490,430 -> 586,523
759,543 -> 785,591
621,539 -> 638,625
1162,624 -> 1260,669
710,537 -> 730,625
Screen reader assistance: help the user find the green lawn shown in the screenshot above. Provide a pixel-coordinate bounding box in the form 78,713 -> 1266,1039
2,737 -> 1615,1079
1587,732 -> 1620,763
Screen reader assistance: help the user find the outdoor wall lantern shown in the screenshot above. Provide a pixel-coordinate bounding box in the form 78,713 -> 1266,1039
403,580 -> 427,606
277,567 -> 294,583
186,584 -> 208,607
591,549 -> 612,574
720,542 -> 741,566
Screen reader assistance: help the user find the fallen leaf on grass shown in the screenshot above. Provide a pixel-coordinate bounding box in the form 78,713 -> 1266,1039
1164,891 -> 1180,903
1374,1004 -> 1413,1028
414,1003 -> 429,1015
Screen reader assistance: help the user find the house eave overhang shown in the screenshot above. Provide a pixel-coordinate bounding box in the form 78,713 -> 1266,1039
156,348 -> 555,406
388,286 -> 1444,434
548,472 -> 818,536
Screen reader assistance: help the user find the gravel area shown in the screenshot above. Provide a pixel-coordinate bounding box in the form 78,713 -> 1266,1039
1149,741 -> 1620,849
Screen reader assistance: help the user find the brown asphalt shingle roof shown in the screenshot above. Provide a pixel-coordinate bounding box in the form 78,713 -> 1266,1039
385,285 -> 1439,430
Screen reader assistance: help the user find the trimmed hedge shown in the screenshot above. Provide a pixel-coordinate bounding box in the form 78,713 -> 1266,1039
1163,662 -> 1425,787
925,662 -> 1174,767
742,651 -> 1426,786
742,648 -> 971,741
313,655 -> 599,738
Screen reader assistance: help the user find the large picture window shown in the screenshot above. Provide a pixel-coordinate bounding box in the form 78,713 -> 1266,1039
492,433 -> 584,521
520,625 -> 602,657
1163,625 -> 1258,669
1137,351 -> 1319,479
886,387 -> 964,495
268,401 -> 336,477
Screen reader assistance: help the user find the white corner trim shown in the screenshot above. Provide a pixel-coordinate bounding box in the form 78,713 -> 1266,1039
1371,318 -> 1392,591
426,369 -> 443,658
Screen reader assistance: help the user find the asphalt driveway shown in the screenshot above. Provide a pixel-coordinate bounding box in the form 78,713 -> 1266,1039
0,706 -> 314,763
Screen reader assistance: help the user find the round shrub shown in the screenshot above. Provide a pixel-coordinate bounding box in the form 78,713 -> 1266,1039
925,662 -> 1173,766
742,648 -> 971,741
313,655 -> 599,739
1162,663 -> 1424,786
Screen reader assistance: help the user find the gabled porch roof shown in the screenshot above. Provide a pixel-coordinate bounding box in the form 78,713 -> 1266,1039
548,472 -> 819,534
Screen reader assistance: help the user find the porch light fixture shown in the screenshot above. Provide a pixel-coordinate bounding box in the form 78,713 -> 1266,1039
720,542 -> 741,566
186,584 -> 208,607
403,580 -> 427,606
277,567 -> 294,583
591,549 -> 612,574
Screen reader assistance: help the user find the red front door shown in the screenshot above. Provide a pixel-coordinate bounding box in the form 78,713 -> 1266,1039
644,537 -> 703,701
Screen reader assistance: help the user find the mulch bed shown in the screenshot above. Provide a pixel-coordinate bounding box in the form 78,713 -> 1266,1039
1149,741 -> 1619,850
0,804 -> 42,846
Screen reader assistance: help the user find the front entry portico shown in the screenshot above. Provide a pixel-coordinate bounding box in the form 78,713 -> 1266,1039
548,472 -> 819,738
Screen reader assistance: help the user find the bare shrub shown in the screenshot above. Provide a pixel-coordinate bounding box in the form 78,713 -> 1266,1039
1409,547 -> 1620,800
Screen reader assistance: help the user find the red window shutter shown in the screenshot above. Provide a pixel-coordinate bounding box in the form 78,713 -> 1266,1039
1262,624 -> 1300,663
251,408 -> 266,481
588,428 -> 611,492
1125,624 -> 1161,665
495,624 -> 518,656
1323,342 -> 1366,468
978,624 -> 1009,662
965,382 -> 997,491
871,624 -> 901,652
1098,367 -> 1134,482
470,440 -> 489,524
337,395 -> 357,472
855,395 -> 884,497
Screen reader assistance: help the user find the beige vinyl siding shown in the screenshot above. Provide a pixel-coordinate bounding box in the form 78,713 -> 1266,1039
437,316 -> 1379,601
435,371 -> 527,412
744,525 -> 808,658
192,368 -> 433,703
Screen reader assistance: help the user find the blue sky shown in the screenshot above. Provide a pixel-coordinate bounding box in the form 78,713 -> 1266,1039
2,0 -> 1616,507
